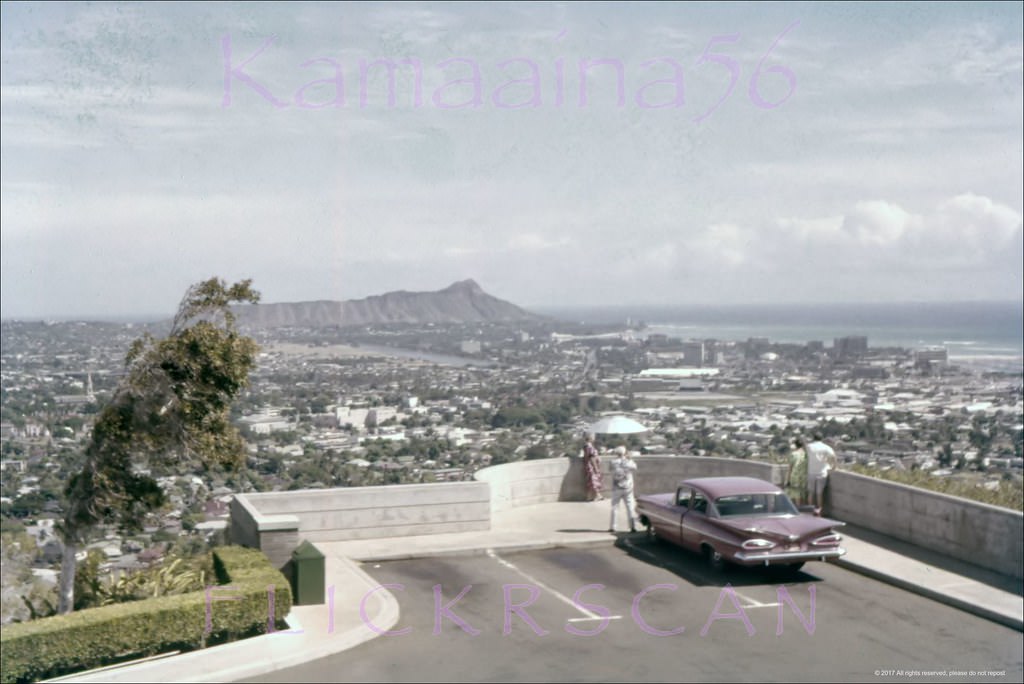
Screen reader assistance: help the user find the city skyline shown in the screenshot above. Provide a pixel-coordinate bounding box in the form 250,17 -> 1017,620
2,1 -> 1022,319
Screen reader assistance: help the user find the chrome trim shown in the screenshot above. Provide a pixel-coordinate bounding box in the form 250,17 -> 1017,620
811,533 -> 843,546
734,547 -> 846,564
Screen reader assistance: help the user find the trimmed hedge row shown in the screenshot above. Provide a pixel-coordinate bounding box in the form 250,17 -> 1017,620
0,546 -> 292,684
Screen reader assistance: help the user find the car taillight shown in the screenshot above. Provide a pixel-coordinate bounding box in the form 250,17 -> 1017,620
811,533 -> 842,546
742,539 -> 776,550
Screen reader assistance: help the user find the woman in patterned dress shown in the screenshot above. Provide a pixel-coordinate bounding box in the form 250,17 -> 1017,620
583,434 -> 604,501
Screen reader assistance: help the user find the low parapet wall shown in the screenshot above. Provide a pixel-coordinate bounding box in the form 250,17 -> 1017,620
828,470 -> 1024,580
627,455 -> 783,495
230,482 -> 490,568
474,454 -> 784,513
228,495 -> 301,569
229,456 -> 1020,582
475,458 -> 571,514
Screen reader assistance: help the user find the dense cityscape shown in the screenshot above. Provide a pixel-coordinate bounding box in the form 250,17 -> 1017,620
2,315 -> 1021,625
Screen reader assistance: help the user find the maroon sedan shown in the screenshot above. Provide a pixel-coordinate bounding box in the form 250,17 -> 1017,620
636,476 -> 846,573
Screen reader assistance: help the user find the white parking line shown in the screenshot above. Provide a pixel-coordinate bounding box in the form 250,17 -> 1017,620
733,593 -> 781,609
486,549 -> 623,622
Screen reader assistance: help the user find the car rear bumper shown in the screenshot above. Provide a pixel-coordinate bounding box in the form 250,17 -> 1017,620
733,547 -> 846,566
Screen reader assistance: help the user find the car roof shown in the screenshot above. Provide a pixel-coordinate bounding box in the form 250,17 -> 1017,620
679,476 -> 781,498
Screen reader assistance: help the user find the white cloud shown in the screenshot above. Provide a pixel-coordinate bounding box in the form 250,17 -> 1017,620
685,223 -> 750,268
840,201 -> 916,247
774,194 -> 1022,272
506,232 -> 571,251
1,3 -> 1022,315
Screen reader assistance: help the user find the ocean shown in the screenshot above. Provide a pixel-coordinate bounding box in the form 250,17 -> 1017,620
537,301 -> 1023,370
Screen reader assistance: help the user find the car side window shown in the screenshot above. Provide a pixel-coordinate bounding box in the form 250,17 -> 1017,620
676,488 -> 690,508
692,492 -> 708,514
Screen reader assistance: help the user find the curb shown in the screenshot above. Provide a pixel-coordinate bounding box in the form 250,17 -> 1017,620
835,558 -> 1024,632
348,535 -> 617,563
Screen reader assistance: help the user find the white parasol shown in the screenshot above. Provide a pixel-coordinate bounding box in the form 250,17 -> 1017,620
588,415 -> 648,435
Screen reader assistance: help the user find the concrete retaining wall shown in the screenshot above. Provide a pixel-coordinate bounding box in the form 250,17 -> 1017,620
230,482 -> 490,567
475,458 -> 571,514
229,456 -> 1021,581
228,495 -> 301,569
828,470 -> 1024,580
474,455 -> 784,513
626,455 -> 783,495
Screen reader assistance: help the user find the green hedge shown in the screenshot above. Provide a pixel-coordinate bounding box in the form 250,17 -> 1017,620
0,546 -> 292,684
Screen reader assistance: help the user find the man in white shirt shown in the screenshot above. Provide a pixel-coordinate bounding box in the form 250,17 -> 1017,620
609,446 -> 638,533
805,434 -> 837,514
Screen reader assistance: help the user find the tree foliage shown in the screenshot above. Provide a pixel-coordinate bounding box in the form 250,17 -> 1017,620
58,278 -> 260,613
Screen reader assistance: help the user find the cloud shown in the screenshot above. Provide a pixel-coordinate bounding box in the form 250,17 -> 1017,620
775,193 -> 1022,272
589,193 -> 1022,300
840,200 -> 915,247
506,232 -> 571,251
693,223 -> 750,267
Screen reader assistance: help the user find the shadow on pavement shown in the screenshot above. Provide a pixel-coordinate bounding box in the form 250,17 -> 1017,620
614,534 -> 826,589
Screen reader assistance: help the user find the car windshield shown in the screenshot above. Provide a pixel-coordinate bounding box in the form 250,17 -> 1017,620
714,493 -> 799,517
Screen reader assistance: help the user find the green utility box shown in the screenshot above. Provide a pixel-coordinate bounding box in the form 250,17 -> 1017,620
290,540 -> 325,605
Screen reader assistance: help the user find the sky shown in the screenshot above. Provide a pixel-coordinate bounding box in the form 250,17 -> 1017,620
1,1 -> 1022,319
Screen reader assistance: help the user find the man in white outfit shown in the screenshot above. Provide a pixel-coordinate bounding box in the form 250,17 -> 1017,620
608,446 -> 638,533
806,433 -> 837,514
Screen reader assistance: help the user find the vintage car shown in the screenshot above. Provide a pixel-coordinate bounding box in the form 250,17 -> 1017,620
636,476 -> 846,573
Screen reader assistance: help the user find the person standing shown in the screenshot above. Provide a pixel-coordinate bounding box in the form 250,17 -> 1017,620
785,437 -> 808,506
806,433 -> 837,514
608,446 -> 638,533
582,434 -> 604,502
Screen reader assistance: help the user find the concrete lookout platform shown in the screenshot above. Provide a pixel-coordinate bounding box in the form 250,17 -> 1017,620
52,456 -> 1023,683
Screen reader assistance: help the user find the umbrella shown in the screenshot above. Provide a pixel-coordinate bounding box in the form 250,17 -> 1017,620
588,415 -> 648,435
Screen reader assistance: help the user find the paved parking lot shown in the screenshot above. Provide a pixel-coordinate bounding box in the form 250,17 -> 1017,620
251,541 -> 1023,683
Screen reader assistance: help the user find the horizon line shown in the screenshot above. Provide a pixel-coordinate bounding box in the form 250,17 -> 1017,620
3,298 -> 1022,325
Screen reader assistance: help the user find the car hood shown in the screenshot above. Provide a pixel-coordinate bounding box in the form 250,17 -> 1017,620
713,514 -> 843,542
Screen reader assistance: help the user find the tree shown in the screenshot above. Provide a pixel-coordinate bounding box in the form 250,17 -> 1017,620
57,278 -> 260,614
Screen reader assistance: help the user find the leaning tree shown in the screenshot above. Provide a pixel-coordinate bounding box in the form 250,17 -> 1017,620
57,278 -> 260,614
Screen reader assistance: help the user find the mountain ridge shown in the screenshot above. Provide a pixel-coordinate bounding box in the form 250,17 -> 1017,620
232,279 -> 545,328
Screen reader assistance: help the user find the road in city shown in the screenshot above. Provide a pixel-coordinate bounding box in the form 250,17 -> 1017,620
250,540 -> 1023,683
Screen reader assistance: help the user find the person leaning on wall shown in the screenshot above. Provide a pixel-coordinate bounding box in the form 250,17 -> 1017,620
805,433 -> 838,515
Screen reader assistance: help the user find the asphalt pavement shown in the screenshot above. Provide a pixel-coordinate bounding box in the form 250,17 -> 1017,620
49,500 -> 1023,683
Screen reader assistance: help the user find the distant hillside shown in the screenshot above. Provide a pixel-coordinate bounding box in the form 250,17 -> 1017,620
232,280 -> 546,328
